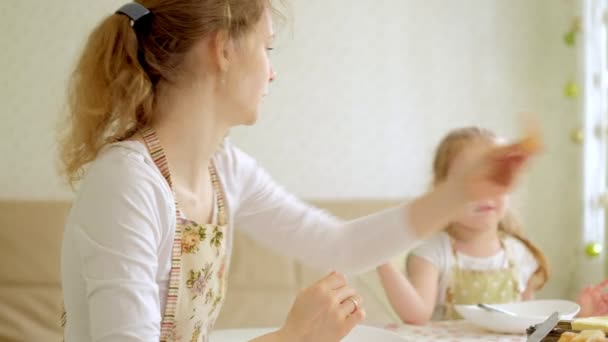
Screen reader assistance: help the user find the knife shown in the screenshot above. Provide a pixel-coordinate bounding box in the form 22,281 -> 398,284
527,311 -> 560,342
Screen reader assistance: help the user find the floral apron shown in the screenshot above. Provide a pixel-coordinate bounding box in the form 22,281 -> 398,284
141,127 -> 230,342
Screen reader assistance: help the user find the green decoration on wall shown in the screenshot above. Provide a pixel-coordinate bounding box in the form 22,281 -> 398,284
563,30 -> 577,46
563,17 -> 581,47
564,82 -> 579,98
586,242 -> 603,257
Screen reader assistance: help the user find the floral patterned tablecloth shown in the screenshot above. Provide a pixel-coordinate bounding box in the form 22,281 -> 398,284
210,321 -> 528,341
390,320 -> 527,341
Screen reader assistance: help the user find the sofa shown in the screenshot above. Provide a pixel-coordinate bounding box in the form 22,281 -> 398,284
0,200 -> 403,341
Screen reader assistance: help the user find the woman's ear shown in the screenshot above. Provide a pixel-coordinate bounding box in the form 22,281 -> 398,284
211,30 -> 233,73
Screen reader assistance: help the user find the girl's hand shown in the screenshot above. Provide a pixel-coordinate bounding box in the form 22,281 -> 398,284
577,280 -> 608,317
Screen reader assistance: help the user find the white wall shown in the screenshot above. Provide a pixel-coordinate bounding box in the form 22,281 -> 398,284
233,0 -> 566,199
231,0 -> 583,299
0,1 -> 582,298
1,0 -> 125,199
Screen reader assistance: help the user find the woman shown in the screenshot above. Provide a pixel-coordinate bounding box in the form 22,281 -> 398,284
59,1 -> 534,341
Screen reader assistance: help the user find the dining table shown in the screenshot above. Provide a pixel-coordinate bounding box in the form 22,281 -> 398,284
210,320 -> 528,341
391,320 -> 527,341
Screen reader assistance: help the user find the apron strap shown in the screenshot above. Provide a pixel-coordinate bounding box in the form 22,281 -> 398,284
501,234 -> 522,293
444,235 -> 459,318
139,126 -> 228,225
141,126 -> 174,189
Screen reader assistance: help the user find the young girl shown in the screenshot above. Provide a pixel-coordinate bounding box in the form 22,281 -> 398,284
378,127 -> 546,324
378,127 -> 608,325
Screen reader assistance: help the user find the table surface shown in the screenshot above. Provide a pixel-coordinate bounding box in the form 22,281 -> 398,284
392,320 -> 526,341
210,320 -> 527,341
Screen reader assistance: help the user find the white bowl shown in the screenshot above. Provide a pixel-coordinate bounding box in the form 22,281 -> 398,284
455,299 -> 580,334
210,324 -> 406,341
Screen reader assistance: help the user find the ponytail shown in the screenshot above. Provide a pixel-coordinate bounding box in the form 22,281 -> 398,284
59,13 -> 154,186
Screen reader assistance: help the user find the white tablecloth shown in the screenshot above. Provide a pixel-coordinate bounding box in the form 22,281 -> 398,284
211,321 -> 527,341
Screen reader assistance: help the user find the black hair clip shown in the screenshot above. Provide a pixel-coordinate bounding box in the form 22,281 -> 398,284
116,2 -> 151,27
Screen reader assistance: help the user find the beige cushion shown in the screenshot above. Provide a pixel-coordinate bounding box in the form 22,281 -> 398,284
0,200 -> 401,340
0,201 -> 70,342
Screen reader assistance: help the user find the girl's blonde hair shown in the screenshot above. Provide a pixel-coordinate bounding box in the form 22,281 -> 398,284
432,127 -> 549,290
59,0 -> 283,186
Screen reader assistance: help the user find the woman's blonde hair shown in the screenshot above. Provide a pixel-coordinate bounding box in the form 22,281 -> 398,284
432,127 -> 549,290
59,0 -> 283,186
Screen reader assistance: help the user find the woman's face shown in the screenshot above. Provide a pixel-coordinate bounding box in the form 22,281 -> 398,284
220,9 -> 276,126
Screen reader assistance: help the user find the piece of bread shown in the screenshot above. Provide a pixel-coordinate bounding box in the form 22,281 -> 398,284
557,330 -> 607,342
573,330 -> 606,342
558,332 -> 577,342
519,113 -> 544,154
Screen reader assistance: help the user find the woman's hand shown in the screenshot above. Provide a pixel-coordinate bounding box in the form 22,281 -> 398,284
409,139 -> 538,239
447,140 -> 536,204
265,272 -> 365,342
456,118 -> 542,202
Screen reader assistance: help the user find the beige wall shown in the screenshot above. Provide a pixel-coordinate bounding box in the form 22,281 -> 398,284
0,1 -> 581,298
